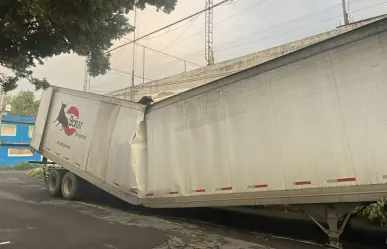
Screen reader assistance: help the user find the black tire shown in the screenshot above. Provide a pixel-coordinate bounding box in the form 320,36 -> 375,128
61,172 -> 82,200
47,169 -> 65,197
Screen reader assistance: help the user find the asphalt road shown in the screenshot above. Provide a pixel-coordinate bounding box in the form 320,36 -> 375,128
0,170 -> 329,249
2,171 -> 386,249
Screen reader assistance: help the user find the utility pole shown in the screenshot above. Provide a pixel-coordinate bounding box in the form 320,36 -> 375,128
205,0 -> 215,65
130,3 -> 138,101
341,0 -> 350,25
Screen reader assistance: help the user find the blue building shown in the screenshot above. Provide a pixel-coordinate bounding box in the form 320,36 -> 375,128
0,114 -> 41,167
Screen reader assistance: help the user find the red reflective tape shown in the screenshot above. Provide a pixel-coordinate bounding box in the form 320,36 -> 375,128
221,187 -> 232,191
254,184 -> 268,188
295,181 -> 311,185
195,189 -> 206,193
337,177 -> 356,182
169,191 -> 178,195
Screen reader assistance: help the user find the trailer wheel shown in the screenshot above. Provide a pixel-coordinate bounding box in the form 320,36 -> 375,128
61,172 -> 82,200
47,169 -> 65,197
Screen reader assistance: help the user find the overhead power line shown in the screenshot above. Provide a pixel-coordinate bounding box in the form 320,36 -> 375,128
169,2 -> 344,58
106,69 -> 239,96
350,0 -> 387,14
105,0 -> 387,94
148,0 -> 271,54
141,16 -> 199,41
121,37 -> 203,67
107,0 -> 231,53
214,0 -> 387,52
218,0 -> 268,23
158,14 -> 203,53
143,0 -> 264,62
111,68 -> 154,81
178,0 -> 380,58
141,13 -> 203,63
142,0 -> 248,43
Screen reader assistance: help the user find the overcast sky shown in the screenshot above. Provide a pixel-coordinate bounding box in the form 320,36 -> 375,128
7,0 -> 387,98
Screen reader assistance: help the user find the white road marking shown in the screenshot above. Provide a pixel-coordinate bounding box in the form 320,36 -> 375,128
77,201 -> 104,209
104,244 -> 118,249
249,232 -> 323,247
0,241 -> 11,246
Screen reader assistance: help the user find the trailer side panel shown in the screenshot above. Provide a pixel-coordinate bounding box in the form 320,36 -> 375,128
144,22 -> 387,207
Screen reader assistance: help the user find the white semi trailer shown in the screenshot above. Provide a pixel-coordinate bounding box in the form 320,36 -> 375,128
31,18 -> 387,249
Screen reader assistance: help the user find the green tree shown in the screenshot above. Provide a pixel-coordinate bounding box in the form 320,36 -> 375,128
0,0 -> 177,92
9,91 -> 40,117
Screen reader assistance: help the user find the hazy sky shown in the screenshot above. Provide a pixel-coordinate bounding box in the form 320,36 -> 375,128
6,0 -> 387,98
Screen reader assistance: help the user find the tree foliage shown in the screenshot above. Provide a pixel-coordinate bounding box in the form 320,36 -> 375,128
0,0 -> 177,92
9,91 -> 40,117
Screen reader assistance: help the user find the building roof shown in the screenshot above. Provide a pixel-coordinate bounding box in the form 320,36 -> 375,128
1,114 -> 36,124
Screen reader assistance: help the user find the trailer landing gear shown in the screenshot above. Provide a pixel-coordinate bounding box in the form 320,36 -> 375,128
302,204 -> 358,249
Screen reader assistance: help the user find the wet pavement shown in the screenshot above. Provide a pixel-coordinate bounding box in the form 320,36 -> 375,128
0,171 -> 379,249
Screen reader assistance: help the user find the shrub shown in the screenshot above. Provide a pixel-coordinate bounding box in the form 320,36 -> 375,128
359,198 -> 387,226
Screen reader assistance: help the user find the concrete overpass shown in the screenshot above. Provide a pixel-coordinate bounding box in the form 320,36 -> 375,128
106,15 -> 387,101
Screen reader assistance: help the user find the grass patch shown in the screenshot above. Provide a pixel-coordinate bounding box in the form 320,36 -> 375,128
27,167 -> 44,179
0,162 -> 41,171
0,162 -> 44,179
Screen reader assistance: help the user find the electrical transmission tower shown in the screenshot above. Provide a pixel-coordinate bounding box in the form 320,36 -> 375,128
83,56 -> 91,92
341,0 -> 350,25
205,0 -> 215,65
130,3 -> 138,101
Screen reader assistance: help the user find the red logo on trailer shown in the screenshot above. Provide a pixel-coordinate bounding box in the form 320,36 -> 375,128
53,102 -> 84,138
